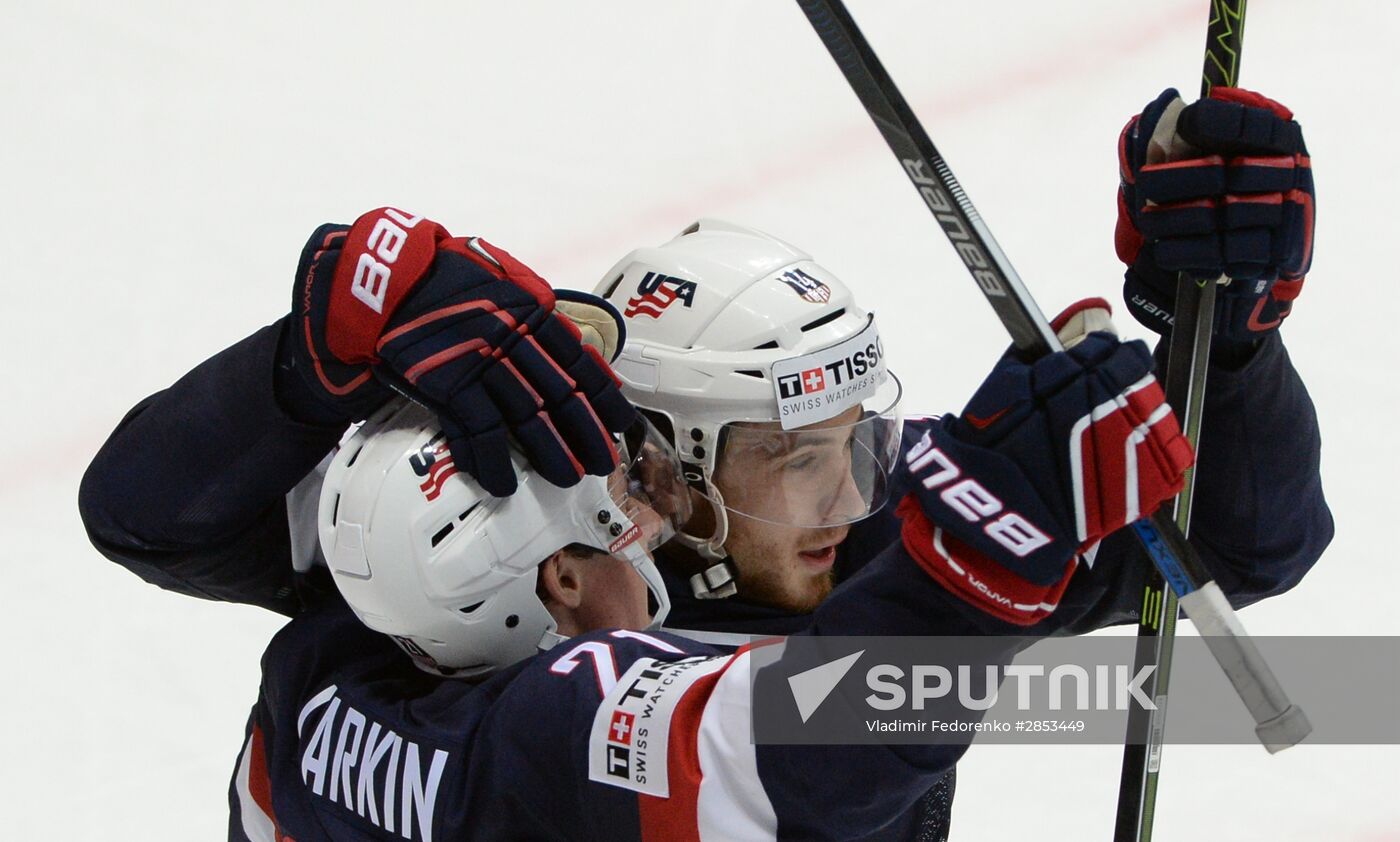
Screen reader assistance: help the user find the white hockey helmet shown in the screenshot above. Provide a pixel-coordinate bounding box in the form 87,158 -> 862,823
317,399 -> 688,677
594,219 -> 903,575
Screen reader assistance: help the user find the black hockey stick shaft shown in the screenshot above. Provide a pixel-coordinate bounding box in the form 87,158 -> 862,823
794,0 -> 1060,355
1115,4 -> 1260,840
793,0 -> 1306,751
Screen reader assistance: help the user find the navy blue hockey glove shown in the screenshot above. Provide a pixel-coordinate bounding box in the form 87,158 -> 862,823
1116,87 -> 1314,342
897,301 -> 1194,626
290,206 -> 637,497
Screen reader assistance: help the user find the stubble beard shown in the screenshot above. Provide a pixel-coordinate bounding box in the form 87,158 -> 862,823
726,525 -> 838,614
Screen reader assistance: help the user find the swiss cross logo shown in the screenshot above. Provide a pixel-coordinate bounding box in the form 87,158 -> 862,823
775,367 -> 830,399
770,316 -> 884,430
777,268 -> 831,304
609,710 -> 635,745
624,272 -> 698,319
588,654 -> 731,799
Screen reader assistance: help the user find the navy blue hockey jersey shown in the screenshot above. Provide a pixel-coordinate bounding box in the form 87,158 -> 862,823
229,541 -> 1003,841
80,317 -> 1333,840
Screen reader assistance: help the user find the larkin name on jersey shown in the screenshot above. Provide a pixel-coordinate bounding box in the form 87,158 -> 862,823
297,684 -> 449,842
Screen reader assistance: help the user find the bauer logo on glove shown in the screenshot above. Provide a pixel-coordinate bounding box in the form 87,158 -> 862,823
344,207 -> 427,314
289,207 -> 638,497
898,301 -> 1194,626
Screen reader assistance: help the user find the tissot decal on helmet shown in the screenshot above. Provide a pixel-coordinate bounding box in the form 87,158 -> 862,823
771,316 -> 886,430
623,271 -> 696,319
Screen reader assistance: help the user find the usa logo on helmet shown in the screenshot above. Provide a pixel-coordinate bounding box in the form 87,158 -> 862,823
624,272 -> 697,319
409,433 -> 458,502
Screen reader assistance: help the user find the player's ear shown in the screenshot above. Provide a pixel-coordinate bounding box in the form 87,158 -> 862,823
538,550 -> 584,610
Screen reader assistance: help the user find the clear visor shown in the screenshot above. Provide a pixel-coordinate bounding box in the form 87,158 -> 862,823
708,373 -> 903,530
593,416 -> 694,558
586,417 -> 687,629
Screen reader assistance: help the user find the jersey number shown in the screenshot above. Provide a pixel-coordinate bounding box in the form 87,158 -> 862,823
548,631 -> 683,695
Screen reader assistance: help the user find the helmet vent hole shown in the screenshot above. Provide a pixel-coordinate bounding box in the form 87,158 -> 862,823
752,340 -> 779,350
800,308 -> 846,332
505,614 -> 520,628
344,445 -> 364,468
330,494 -> 340,526
430,522 -> 455,548
459,601 -> 485,615
735,369 -> 764,379
458,502 -> 482,522
600,273 -> 625,300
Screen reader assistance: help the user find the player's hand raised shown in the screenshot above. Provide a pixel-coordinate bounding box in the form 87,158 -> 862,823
1116,87 -> 1314,343
287,207 -> 636,497
898,301 -> 1194,626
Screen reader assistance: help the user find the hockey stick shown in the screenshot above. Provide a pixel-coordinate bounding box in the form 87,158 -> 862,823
1113,3 -> 1277,839
792,0 -> 1309,753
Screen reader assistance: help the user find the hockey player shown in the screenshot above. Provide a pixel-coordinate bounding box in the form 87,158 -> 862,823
246,356 -> 1188,840
592,86 -> 1328,638
574,86 -> 1327,835
78,86 -> 1325,839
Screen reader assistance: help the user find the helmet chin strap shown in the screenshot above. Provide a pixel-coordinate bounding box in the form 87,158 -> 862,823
673,478 -> 739,599
688,560 -> 738,600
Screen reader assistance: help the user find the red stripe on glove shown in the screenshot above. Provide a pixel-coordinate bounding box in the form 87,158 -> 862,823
376,299 -> 503,351
403,339 -> 490,384
899,495 -> 1076,627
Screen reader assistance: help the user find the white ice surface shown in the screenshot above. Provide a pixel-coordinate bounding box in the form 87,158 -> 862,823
4,1 -> 1397,838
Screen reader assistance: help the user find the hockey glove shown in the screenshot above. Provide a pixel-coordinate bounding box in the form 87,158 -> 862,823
289,207 -> 636,497
1116,87 -> 1314,342
898,300 -> 1194,626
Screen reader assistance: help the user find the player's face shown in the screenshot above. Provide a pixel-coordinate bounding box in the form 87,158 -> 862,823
712,406 -> 867,612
